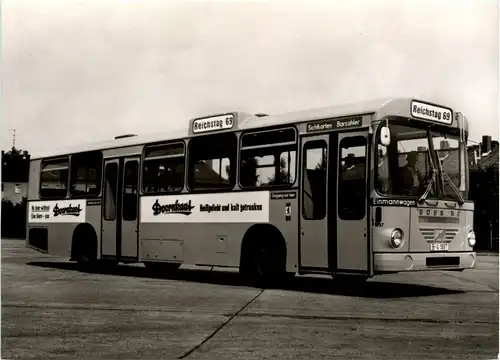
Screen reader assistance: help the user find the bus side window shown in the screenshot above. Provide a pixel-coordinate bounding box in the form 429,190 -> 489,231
239,127 -> 297,188
142,142 -> 185,194
69,151 -> 103,197
39,157 -> 69,199
302,140 -> 327,220
338,136 -> 367,220
187,132 -> 237,190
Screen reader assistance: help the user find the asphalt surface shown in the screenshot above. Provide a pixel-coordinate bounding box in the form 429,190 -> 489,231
1,239 -> 498,359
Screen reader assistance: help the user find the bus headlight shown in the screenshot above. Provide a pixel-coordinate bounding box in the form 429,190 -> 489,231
467,230 -> 476,247
390,229 -> 404,248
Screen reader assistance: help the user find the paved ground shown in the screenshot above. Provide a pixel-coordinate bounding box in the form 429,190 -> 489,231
1,239 -> 498,359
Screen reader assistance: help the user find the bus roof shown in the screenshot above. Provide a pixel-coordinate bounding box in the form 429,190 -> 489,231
31,97 -> 465,160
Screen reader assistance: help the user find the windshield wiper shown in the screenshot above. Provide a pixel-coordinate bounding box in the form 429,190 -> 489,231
418,168 -> 437,204
440,170 -> 465,205
434,148 -> 465,205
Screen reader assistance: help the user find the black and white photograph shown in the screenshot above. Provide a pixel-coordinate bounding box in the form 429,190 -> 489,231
1,0 -> 499,359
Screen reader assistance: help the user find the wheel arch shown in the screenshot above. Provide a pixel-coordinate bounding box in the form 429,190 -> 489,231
239,223 -> 287,272
70,222 -> 98,261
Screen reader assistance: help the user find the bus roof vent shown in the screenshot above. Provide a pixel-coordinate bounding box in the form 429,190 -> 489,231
255,113 -> 269,117
114,134 -> 137,140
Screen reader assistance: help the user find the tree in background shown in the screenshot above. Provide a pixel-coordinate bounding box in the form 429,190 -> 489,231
2,147 -> 30,239
2,147 -> 30,183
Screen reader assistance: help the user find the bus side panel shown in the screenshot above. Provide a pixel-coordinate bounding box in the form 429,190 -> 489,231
269,191 -> 299,273
27,222 -> 74,257
84,199 -> 103,259
26,199 -> 91,258
138,191 -> 298,272
138,223 -> 252,267
47,223 -> 74,256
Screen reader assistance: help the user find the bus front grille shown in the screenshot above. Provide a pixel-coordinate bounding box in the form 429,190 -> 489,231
419,228 -> 459,242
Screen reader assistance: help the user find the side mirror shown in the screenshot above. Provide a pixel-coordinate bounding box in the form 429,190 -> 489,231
380,126 -> 391,146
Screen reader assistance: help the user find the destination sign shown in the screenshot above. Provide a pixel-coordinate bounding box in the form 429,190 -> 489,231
410,100 -> 453,125
306,117 -> 362,133
192,114 -> 235,134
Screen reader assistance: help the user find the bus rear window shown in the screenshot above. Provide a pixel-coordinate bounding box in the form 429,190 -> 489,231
69,152 -> 103,197
240,127 -> 297,188
40,157 -> 69,199
188,133 -> 237,190
143,142 -> 185,193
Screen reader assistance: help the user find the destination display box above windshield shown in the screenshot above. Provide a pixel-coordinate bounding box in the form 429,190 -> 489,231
190,113 -> 237,135
410,100 -> 453,125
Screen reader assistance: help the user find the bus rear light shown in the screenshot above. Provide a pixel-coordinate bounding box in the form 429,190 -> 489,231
390,229 -> 404,248
467,230 -> 476,247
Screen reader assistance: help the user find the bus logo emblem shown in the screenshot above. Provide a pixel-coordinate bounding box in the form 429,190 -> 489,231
433,229 -> 447,242
152,199 -> 195,216
53,204 -> 82,217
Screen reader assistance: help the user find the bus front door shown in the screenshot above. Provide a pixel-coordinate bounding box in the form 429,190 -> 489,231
300,134 -> 337,271
101,157 -> 140,262
336,131 -> 370,274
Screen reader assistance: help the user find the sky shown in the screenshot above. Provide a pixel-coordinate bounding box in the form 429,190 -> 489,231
2,0 -> 499,155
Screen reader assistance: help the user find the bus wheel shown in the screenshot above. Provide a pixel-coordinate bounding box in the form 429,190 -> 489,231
144,262 -> 180,277
242,240 -> 284,288
71,224 -> 98,271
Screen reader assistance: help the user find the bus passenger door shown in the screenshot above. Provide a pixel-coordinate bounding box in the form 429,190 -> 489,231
120,157 -> 139,260
300,135 -> 333,270
101,157 -> 139,261
336,131 -> 370,273
101,159 -> 120,258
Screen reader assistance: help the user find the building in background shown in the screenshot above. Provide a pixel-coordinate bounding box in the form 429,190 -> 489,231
467,136 -> 499,251
1,148 -> 30,204
1,148 -> 30,239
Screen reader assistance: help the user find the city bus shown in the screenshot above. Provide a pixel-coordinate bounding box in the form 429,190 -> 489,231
26,97 -> 476,284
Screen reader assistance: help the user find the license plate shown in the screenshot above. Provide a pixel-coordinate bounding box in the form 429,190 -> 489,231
430,243 -> 449,251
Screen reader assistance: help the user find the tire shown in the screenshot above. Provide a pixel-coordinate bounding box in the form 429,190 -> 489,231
75,246 -> 97,272
242,240 -> 284,288
72,225 -> 98,272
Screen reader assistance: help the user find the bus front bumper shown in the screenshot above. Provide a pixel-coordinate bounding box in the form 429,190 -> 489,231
373,252 -> 476,273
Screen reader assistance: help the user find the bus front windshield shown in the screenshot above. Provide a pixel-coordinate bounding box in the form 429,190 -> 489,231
376,122 -> 464,202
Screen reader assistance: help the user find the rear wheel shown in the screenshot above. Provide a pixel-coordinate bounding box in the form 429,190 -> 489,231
71,224 -> 98,271
241,240 -> 286,288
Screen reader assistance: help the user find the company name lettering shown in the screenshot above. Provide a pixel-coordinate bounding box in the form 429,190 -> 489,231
373,198 -> 416,207
337,119 -> 361,128
307,118 -> 361,132
152,199 -> 195,215
53,204 -> 82,217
